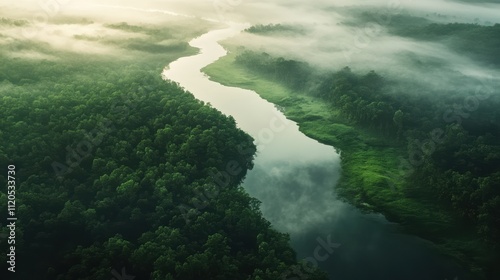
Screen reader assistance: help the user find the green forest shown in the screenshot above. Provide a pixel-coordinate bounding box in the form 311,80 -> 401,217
2,2 -> 500,279
0,17 -> 327,280
232,49 -> 500,277
351,12 -> 500,66
202,20 -> 500,279
245,24 -> 306,36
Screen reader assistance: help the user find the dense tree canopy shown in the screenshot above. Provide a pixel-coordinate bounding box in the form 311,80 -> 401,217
245,24 -> 306,36
352,13 -> 500,66
0,24 -> 327,280
234,47 -> 500,277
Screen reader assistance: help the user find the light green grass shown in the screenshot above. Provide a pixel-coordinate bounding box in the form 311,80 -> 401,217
203,50 -> 491,279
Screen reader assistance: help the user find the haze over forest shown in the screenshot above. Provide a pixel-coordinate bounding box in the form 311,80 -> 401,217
5,0 -> 500,90
1,0 -> 499,280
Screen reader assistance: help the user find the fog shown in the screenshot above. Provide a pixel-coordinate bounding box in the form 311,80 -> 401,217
161,20 -> 472,279
4,0 -> 499,77
4,0 -> 497,236
12,0 -> 488,95
0,0 -> 217,58
3,0 -> 497,243
213,0 -> 500,95
1,1 -> 497,279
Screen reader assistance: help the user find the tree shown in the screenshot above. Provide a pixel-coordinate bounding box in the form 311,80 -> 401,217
393,109 -> 404,139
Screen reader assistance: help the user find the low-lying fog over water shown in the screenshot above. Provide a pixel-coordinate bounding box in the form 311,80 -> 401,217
163,23 -> 470,279
6,0 -> 499,87
4,0 -> 498,279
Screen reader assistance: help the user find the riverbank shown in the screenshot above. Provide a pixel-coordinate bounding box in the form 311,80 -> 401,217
202,49 -> 491,279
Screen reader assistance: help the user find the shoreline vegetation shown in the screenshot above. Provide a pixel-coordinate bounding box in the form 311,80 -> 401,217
1,6 -> 498,278
202,46 -> 497,279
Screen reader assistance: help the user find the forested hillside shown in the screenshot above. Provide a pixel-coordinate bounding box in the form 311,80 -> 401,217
234,48 -> 500,245
350,12 -> 500,66
0,17 -> 327,280
202,19 -> 500,275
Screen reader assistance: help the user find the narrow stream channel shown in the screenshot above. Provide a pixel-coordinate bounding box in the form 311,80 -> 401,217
162,23 -> 468,280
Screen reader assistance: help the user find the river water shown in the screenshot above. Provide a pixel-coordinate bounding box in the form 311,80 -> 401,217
162,23 -> 468,280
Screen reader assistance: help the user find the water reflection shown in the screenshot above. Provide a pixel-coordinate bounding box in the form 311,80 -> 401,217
163,23 -> 469,280
244,160 -> 340,234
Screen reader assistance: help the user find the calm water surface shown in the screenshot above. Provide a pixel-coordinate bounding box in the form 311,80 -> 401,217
162,23 -> 468,280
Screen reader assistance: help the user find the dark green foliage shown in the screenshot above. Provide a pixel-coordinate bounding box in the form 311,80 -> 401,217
395,23 -> 500,65
245,24 -> 306,35
233,49 -> 500,276
0,46 -> 327,280
411,125 -> 500,241
346,12 -> 432,31
235,51 -> 394,128
235,51 -> 312,91
357,12 -> 500,66
0,17 -> 29,26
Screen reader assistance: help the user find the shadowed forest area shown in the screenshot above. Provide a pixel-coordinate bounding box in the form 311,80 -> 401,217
0,15 -> 327,280
1,0 -> 500,279
204,20 -> 500,279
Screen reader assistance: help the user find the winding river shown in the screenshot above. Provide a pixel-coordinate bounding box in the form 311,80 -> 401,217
163,23 -> 468,280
